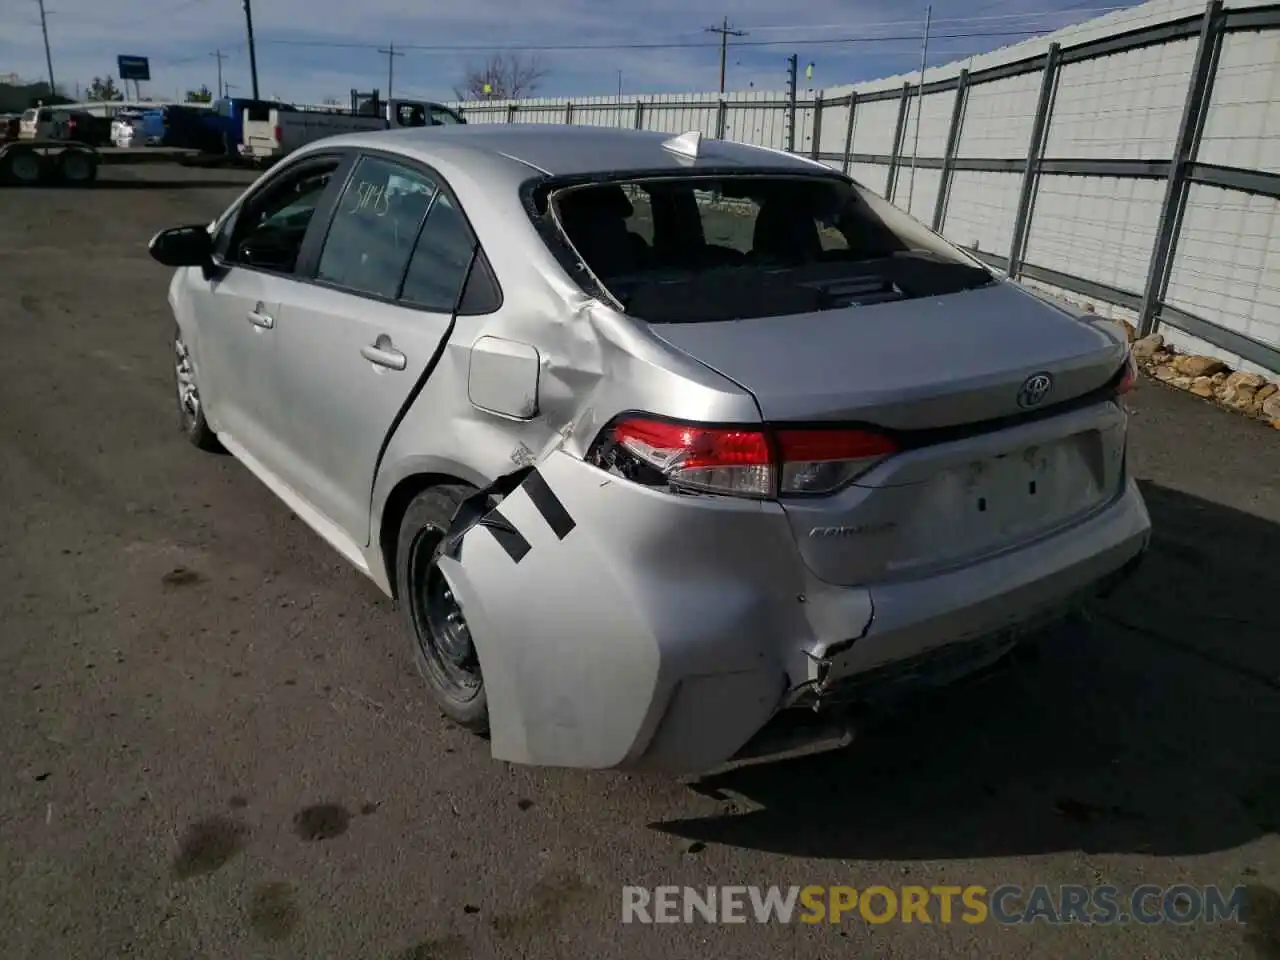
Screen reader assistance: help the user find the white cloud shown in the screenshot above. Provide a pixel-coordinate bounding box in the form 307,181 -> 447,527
0,0 -> 1141,104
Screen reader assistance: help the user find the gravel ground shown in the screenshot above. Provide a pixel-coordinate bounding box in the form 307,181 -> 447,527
1,164 -> 1278,960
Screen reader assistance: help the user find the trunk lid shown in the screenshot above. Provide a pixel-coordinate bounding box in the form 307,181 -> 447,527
649,281 -> 1131,586
648,281 -> 1126,429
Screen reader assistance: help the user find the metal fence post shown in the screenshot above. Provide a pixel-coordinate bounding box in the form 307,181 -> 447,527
634,100 -> 644,130
840,92 -> 858,174
715,99 -> 727,139
932,69 -> 969,232
884,82 -> 912,200
565,102 -> 574,125
786,85 -> 798,153
506,103 -> 517,123
1138,0 -> 1225,337
1007,43 -> 1062,279
810,93 -> 824,160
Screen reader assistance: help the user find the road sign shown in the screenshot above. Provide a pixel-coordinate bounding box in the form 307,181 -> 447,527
117,56 -> 151,81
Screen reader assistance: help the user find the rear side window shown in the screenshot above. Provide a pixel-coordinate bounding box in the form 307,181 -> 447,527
428,105 -> 464,126
545,175 -> 993,323
400,193 -> 479,312
316,156 -> 437,299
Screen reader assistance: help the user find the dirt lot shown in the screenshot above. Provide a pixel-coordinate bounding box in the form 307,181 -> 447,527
1,164 -> 1278,960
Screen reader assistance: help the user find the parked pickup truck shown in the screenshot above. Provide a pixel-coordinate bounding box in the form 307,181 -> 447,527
205,96 -> 294,156
240,98 -> 465,162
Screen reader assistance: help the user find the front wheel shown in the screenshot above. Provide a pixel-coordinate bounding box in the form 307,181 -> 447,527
396,484 -> 489,734
173,328 -> 221,451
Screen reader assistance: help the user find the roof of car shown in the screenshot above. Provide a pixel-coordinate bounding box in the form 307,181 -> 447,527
320,123 -> 831,179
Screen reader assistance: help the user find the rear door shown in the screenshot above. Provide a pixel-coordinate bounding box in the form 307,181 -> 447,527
264,151 -> 486,544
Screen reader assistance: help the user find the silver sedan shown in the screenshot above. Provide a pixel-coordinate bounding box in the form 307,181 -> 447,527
149,123 -> 1150,774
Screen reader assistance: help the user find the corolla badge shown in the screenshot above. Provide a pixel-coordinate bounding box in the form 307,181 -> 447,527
1017,372 -> 1054,408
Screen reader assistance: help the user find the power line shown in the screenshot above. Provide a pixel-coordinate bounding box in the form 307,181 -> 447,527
253,28 -> 1060,54
725,7 -> 1133,33
705,17 -> 746,94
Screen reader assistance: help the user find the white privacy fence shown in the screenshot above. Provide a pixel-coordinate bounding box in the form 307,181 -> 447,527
451,0 -> 1280,375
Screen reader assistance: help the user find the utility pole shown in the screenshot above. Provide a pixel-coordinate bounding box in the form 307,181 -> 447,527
242,0 -> 260,99
36,0 -> 56,98
211,49 -> 226,98
906,5 -> 933,214
705,17 -> 746,95
377,42 -> 404,101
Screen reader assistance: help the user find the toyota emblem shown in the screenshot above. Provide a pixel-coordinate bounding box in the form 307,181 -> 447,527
1017,372 -> 1054,408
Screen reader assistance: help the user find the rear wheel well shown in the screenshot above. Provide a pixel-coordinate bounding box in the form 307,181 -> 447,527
379,472 -> 474,601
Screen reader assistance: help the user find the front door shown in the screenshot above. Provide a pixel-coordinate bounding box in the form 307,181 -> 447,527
186,154 -> 348,463
266,153 -> 482,544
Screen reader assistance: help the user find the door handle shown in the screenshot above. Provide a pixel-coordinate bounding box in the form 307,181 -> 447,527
361,339 -> 407,371
247,309 -> 274,329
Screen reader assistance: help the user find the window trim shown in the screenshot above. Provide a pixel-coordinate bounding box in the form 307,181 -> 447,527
296,146 -> 504,317
210,150 -> 355,279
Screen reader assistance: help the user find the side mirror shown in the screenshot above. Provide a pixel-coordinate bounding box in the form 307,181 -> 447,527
149,224 -> 212,268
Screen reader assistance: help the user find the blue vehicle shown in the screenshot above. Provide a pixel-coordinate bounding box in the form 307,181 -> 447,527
204,97 -> 293,155
137,109 -> 166,144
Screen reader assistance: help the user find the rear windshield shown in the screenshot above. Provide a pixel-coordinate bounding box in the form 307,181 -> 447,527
244,100 -> 291,122
541,174 -> 994,323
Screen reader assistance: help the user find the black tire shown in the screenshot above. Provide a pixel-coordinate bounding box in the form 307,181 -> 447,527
57,149 -> 97,186
1,148 -> 43,186
396,484 -> 490,734
173,327 -> 222,452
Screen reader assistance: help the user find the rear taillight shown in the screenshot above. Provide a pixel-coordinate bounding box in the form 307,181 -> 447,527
273,124 -> 282,142
587,415 -> 898,499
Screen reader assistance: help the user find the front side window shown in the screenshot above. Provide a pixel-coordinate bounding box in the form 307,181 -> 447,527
221,160 -> 341,273
316,155 -> 438,299
542,174 -> 993,323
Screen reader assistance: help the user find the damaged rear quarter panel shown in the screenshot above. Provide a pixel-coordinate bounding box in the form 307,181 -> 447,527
368,164 -> 761,588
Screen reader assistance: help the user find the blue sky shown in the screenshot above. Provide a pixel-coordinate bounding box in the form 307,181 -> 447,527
0,0 -> 1139,104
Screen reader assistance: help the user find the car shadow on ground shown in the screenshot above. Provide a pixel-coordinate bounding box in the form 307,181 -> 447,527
652,480 -> 1280,860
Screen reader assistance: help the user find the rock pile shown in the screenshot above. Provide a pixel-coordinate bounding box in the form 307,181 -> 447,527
1125,327 -> 1280,429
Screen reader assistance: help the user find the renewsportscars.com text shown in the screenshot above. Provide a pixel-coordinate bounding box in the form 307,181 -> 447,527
621,884 -> 1246,926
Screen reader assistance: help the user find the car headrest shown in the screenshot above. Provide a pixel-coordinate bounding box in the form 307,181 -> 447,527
559,184 -> 634,221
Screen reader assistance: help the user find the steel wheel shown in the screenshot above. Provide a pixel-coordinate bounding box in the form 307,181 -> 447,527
407,528 -> 483,704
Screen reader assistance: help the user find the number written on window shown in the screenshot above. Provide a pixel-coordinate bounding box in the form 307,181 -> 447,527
316,156 -> 437,299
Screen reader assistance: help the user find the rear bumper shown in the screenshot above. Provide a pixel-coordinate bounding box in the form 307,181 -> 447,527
665,478 -> 1151,772
440,453 -> 1149,775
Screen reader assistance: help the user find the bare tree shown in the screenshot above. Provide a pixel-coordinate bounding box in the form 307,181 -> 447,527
454,52 -> 549,100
